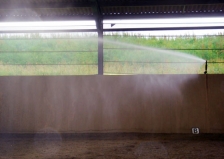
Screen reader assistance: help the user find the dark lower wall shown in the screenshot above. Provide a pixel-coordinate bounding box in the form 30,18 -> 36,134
207,75 -> 224,133
0,75 -> 223,133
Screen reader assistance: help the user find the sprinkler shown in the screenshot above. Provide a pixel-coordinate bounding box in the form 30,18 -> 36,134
204,60 -> 207,74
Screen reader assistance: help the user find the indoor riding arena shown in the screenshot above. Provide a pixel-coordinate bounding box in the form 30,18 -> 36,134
0,0 -> 224,159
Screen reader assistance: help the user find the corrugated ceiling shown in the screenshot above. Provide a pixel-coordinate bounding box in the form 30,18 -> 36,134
102,4 -> 224,15
0,0 -> 223,21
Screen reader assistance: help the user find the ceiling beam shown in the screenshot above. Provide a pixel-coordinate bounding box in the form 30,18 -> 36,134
0,29 -> 97,33
103,13 -> 224,20
103,26 -> 224,31
98,0 -> 222,7
1,26 -> 224,34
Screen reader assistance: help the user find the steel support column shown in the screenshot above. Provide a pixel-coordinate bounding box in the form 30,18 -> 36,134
97,18 -> 103,75
92,0 -> 104,75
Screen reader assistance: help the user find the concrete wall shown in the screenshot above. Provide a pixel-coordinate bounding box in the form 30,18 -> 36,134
0,75 -> 223,133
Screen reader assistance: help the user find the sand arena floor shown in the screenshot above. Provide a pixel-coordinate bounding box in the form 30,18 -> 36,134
0,133 -> 224,159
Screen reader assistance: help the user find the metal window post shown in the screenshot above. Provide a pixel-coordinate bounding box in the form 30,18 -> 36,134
91,0 -> 103,75
97,19 -> 103,75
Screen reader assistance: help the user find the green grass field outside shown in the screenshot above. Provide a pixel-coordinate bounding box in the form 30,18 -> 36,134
0,33 -> 223,75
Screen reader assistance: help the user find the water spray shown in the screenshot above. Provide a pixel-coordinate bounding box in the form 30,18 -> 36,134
204,60 -> 207,74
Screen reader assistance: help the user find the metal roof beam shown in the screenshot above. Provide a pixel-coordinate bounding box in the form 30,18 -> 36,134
0,29 -> 97,33
103,13 -> 224,20
98,0 -> 222,7
1,26 -> 223,34
103,26 -> 224,31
